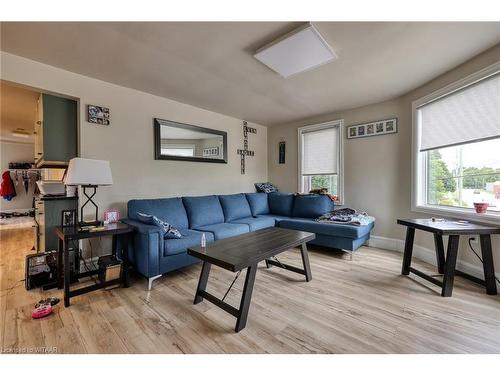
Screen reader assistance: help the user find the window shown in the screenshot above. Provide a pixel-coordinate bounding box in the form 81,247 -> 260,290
161,145 -> 195,157
413,63 -> 500,220
298,120 -> 343,202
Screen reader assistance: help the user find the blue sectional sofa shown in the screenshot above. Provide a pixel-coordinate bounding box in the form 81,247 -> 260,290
123,192 -> 374,289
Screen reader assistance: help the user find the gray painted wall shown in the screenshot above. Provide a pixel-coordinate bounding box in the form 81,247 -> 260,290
1,52 -> 268,221
267,43 -> 500,273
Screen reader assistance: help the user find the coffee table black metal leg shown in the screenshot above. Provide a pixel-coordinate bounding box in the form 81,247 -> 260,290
480,234 -> 497,295
433,234 -> 446,274
300,243 -> 312,282
235,264 -> 257,332
63,239 -> 70,307
441,235 -> 460,297
401,227 -> 415,275
194,261 -> 212,304
265,259 -> 272,268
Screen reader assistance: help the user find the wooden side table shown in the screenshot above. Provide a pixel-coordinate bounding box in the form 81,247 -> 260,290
55,222 -> 134,307
397,218 -> 499,297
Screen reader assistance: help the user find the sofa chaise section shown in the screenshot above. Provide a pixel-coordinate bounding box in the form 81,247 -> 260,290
248,192 -> 374,255
271,193 -> 373,258
278,218 -> 374,256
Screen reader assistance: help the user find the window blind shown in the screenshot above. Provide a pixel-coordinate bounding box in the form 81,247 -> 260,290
418,72 -> 500,151
302,126 -> 339,175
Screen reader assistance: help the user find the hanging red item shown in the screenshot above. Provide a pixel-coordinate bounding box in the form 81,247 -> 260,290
0,171 -> 16,201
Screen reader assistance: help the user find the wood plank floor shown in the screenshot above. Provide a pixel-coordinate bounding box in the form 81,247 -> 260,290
1,222 -> 500,354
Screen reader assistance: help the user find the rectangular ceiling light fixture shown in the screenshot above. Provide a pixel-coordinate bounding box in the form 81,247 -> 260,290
254,23 -> 337,78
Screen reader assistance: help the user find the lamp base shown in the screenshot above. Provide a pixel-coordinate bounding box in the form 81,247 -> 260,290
80,185 -> 101,227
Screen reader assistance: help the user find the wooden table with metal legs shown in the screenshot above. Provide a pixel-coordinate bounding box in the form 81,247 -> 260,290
398,218 -> 499,297
188,227 -> 315,332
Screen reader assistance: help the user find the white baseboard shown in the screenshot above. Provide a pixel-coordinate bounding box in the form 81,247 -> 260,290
367,235 -> 500,281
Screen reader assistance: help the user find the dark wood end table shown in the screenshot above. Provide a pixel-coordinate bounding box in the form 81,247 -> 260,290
397,218 -> 499,297
188,227 -> 315,332
55,222 -> 134,307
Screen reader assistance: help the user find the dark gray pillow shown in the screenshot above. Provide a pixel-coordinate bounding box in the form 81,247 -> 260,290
136,212 -> 182,239
255,182 -> 278,193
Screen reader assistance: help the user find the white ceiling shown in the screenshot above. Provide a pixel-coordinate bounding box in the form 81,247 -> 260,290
0,81 -> 38,143
1,22 -> 499,126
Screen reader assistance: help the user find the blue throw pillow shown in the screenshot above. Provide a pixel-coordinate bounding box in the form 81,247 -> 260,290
136,212 -> 182,239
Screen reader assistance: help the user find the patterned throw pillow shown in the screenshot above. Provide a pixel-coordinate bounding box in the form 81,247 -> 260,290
136,212 -> 182,239
254,182 -> 278,193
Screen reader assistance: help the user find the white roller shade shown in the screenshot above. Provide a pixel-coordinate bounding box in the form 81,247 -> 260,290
302,126 -> 339,175
418,72 -> 500,151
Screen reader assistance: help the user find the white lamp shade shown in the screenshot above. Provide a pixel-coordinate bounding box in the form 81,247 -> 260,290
64,158 -> 113,186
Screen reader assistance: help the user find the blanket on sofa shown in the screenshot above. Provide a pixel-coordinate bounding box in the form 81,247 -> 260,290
316,208 -> 375,226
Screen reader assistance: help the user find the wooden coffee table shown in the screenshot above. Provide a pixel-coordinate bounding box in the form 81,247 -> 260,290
188,227 -> 315,332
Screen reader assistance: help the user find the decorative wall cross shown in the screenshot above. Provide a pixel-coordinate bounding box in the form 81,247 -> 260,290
237,120 -> 256,174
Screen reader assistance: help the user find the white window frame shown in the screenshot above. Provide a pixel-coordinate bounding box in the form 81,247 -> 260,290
161,144 -> 196,157
411,61 -> 500,224
298,119 -> 344,204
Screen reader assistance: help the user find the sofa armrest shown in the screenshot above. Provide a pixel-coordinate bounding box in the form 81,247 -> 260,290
122,218 -> 162,235
122,219 -> 163,278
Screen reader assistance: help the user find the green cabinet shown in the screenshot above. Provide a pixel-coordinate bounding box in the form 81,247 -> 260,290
35,93 -> 77,168
35,197 -> 78,253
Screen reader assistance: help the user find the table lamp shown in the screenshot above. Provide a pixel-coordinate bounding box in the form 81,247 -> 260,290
64,158 -> 113,226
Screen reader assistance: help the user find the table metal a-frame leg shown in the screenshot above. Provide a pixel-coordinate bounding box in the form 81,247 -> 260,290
401,227 -> 497,297
264,243 -> 312,282
193,243 -> 312,332
194,262 -> 258,332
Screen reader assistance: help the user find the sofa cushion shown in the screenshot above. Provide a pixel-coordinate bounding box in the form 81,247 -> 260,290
128,197 -> 189,229
292,194 -> 334,218
256,214 -> 291,223
245,193 -> 270,216
183,195 -> 225,228
278,218 -> 374,239
230,216 -> 275,231
163,229 -> 214,256
268,192 -> 295,216
194,223 -> 249,240
219,193 -> 252,222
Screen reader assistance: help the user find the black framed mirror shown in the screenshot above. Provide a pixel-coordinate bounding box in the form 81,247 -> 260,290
154,118 -> 228,163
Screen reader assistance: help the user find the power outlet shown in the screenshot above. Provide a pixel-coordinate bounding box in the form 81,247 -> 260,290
469,236 -> 479,245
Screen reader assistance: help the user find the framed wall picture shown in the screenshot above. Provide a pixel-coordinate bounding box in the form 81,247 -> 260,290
203,147 -> 219,156
347,118 -> 398,139
87,105 -> 110,125
278,141 -> 286,164
61,209 -> 77,227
